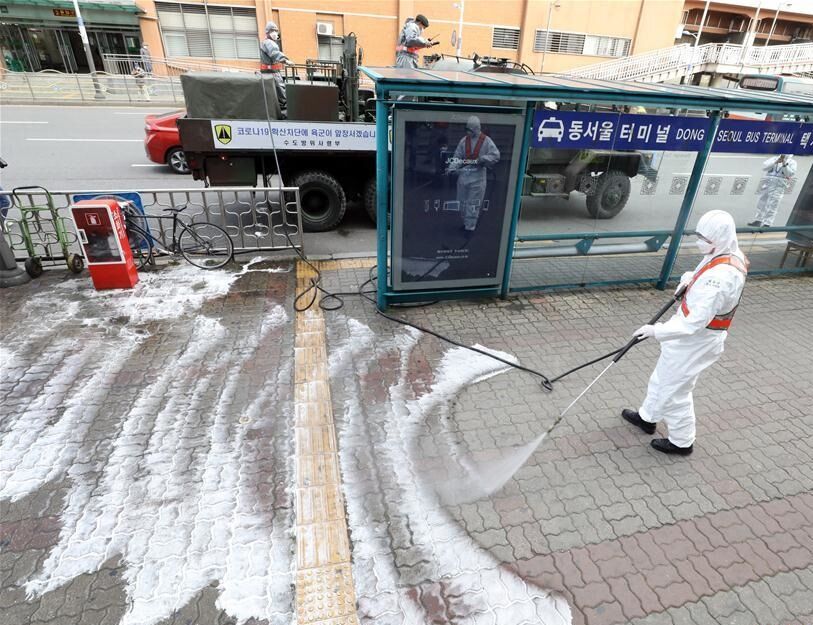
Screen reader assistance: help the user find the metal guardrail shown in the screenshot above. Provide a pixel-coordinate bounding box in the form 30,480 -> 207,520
101,53 -> 251,77
569,42 -> 813,82
0,70 -> 185,104
0,187 -> 304,264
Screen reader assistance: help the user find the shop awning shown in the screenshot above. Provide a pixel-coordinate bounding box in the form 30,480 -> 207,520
2,0 -> 141,13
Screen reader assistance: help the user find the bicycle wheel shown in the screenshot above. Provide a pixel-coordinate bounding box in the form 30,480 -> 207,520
127,222 -> 153,270
178,222 -> 233,269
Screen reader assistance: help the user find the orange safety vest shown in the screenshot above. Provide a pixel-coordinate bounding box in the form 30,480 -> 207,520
396,45 -> 421,54
260,63 -> 284,71
680,254 -> 749,331
465,134 -> 486,160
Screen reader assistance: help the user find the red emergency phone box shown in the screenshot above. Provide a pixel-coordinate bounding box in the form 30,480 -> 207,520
70,199 -> 139,290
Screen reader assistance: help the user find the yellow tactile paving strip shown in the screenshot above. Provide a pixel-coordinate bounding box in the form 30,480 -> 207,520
317,258 -> 376,272
294,259 -> 360,625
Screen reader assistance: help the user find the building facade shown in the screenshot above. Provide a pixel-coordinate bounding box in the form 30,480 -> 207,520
0,0 -> 142,72
130,0 -> 689,74
3,0 -> 813,75
676,0 -> 813,47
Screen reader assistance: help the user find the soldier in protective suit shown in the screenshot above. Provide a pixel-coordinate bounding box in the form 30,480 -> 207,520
621,210 -> 748,455
446,116 -> 501,231
750,154 -> 797,227
260,21 -> 289,111
395,14 -> 436,69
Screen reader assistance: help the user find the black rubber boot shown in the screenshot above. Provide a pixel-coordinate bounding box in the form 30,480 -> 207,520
651,438 -> 693,455
621,409 -> 656,435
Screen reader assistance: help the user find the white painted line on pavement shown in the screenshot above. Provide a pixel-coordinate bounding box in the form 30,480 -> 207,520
0,121 -> 49,124
27,138 -> 142,142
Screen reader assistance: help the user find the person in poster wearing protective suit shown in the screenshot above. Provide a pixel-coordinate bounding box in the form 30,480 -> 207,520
446,116 -> 501,231
749,154 -> 798,227
621,210 -> 748,455
260,21 -> 289,112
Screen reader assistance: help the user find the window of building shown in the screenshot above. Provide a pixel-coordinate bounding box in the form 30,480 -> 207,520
317,34 -> 343,61
534,31 -> 585,55
533,29 -> 630,57
492,27 -> 520,50
155,2 -> 259,60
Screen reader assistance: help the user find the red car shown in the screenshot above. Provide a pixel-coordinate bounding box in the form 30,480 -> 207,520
144,110 -> 188,174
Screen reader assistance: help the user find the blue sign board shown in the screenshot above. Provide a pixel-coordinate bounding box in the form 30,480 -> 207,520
533,111 -> 711,152
793,123 -> 813,156
533,112 -> 813,155
712,119 -> 808,154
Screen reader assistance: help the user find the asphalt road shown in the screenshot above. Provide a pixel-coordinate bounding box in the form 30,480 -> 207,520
2,104 -> 809,257
0,104 -> 377,256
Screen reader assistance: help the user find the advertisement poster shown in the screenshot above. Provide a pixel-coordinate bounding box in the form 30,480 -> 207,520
392,109 -> 524,290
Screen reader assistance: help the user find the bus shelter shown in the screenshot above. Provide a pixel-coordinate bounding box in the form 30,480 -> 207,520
361,67 -> 813,309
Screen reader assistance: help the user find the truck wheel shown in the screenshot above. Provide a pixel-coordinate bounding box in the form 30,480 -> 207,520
586,171 -> 631,219
293,171 -> 346,232
364,177 -> 377,223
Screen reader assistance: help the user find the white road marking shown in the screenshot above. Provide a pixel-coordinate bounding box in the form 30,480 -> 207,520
0,121 -> 49,124
27,138 -> 142,142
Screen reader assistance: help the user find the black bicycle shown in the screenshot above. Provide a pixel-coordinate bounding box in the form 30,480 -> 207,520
123,202 -> 234,270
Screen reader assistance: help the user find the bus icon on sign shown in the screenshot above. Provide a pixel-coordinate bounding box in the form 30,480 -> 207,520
538,118 -> 565,142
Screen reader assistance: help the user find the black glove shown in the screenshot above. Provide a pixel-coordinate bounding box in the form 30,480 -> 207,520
430,40 -> 440,47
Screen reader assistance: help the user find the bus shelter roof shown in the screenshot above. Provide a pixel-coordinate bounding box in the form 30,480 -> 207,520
360,67 -> 813,116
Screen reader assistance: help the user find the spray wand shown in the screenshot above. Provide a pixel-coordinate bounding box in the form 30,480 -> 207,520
547,284 -> 687,431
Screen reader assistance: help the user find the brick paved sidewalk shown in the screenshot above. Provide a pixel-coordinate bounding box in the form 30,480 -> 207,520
1,257 -> 812,625
320,264 -> 813,625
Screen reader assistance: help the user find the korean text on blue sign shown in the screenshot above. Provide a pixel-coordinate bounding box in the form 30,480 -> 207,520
713,120 -> 813,155
532,111 -> 712,152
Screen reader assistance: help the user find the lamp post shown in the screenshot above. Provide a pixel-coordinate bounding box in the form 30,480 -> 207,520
765,2 -> 792,47
681,30 -> 699,85
540,0 -> 561,74
71,0 -> 104,99
454,0 -> 465,57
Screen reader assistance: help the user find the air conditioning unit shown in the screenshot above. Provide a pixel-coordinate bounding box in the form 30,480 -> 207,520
317,22 -> 334,36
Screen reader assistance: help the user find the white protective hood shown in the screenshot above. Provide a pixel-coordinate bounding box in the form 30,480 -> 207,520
695,210 -> 742,260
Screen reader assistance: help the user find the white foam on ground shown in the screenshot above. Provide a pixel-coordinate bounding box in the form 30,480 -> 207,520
3,259 -> 296,625
332,321 -> 571,625
0,334 -> 141,502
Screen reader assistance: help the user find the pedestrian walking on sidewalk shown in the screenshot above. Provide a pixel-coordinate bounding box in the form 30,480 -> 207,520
132,65 -> 151,101
621,210 -> 748,456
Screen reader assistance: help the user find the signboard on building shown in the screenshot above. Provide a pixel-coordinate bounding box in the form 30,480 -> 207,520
391,108 -> 524,291
53,8 -> 76,17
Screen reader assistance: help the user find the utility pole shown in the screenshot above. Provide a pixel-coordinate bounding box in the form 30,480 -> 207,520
682,0 -> 709,85
71,0 -> 105,99
765,3 -> 791,47
540,0 -> 560,73
455,0 -> 465,57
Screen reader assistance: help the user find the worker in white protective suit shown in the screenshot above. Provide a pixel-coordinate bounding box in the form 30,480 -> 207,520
447,116 -> 501,231
749,154 -> 797,227
395,15 -> 437,69
260,21 -> 289,111
621,210 -> 748,455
